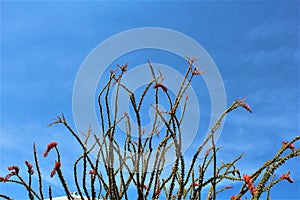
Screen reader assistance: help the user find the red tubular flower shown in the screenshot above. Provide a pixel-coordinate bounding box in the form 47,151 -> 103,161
280,173 -> 294,183
3,174 -> 12,182
50,171 -> 55,177
249,185 -> 256,195
89,169 -> 96,175
288,143 -> 295,151
192,67 -> 206,75
282,141 -> 295,151
280,173 -> 287,179
25,161 -> 34,175
43,142 -> 58,157
3,171 -> 17,182
230,195 -> 240,200
143,184 -> 148,190
243,174 -> 256,195
25,161 -> 32,169
50,161 -> 61,178
117,63 -> 128,72
235,98 -> 252,113
249,185 -> 255,190
248,178 -> 253,185
2,165 -> 20,182
243,174 -> 251,183
154,83 -> 168,92
8,166 -> 19,175
225,185 -> 233,189
193,182 -> 200,187
240,103 -> 252,113
8,166 -> 18,170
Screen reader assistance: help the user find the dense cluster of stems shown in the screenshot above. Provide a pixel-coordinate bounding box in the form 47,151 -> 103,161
1,58 -> 299,200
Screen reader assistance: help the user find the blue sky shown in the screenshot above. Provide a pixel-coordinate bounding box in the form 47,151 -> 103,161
1,1 -> 299,199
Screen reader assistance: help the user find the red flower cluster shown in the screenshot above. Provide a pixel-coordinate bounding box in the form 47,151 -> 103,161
280,172 -> 294,183
154,83 -> 168,92
143,184 -> 148,190
43,142 -> 58,157
50,161 -> 61,178
25,161 -> 34,175
8,166 -> 19,173
116,63 -> 128,72
235,98 -> 252,113
192,182 -> 200,187
243,174 -> 256,195
282,141 -> 295,152
192,67 -> 206,75
0,166 -> 20,182
230,195 -> 241,200
239,103 -> 252,113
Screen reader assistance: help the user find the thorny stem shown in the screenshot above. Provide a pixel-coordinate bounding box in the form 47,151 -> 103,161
33,143 -> 44,200
48,186 -> 52,200
0,194 -> 12,200
4,179 -> 41,200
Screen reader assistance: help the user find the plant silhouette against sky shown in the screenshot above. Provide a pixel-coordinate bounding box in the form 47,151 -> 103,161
0,58 -> 299,200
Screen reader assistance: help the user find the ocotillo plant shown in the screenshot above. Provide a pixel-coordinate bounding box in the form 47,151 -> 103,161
0,58 -> 299,200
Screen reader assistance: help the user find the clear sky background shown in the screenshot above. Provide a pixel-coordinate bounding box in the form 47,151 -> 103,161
1,1 -> 299,199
